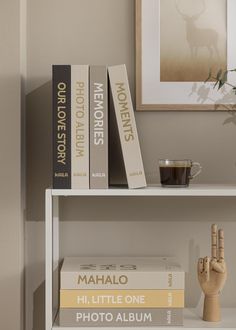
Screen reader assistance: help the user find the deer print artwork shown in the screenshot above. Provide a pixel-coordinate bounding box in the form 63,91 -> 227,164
160,0 -> 227,82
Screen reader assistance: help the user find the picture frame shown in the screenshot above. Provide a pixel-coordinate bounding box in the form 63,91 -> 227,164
136,0 -> 236,111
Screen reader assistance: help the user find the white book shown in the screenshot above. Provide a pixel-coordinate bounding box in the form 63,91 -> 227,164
71,65 -> 89,189
60,256 -> 185,290
108,65 -> 146,189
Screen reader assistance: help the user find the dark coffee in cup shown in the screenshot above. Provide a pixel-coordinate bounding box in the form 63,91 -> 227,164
160,166 -> 191,187
159,160 -> 202,187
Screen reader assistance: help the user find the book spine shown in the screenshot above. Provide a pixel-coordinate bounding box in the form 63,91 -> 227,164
71,65 -> 89,189
108,65 -> 146,189
53,65 -> 71,189
59,308 -> 183,327
60,271 -> 185,290
60,289 -> 184,308
89,66 -> 108,189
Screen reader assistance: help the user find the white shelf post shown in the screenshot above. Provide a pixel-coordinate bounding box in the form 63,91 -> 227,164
46,189 -> 60,330
53,195 -> 60,321
45,189 -> 53,330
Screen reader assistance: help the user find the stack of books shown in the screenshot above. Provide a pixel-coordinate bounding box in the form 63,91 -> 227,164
52,64 -> 146,189
59,257 -> 185,327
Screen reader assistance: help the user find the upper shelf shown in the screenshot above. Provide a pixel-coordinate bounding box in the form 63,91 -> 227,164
50,184 -> 236,197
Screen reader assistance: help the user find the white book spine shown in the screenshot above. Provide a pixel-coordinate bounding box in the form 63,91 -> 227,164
71,65 -> 89,189
61,271 -> 185,290
108,65 -> 146,189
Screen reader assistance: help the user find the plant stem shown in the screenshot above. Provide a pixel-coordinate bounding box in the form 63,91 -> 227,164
211,76 -> 236,89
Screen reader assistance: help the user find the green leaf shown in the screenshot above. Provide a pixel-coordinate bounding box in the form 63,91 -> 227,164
205,69 -> 212,83
221,71 -> 228,83
218,80 -> 225,90
213,81 -> 219,89
229,68 -> 236,72
216,69 -> 223,80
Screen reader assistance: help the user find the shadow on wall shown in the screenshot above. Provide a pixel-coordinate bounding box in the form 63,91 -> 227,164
26,81 -> 52,222
33,281 -> 45,330
189,83 -> 236,115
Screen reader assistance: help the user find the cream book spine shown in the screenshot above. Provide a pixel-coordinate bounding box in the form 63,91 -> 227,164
61,271 -> 184,290
108,65 -> 146,189
71,65 -> 89,189
60,256 -> 185,290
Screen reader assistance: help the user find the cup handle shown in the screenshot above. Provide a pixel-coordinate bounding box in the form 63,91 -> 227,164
189,162 -> 202,180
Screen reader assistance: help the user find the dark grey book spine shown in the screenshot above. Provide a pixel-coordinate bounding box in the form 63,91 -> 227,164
89,66 -> 108,189
59,308 -> 183,327
53,65 -> 71,188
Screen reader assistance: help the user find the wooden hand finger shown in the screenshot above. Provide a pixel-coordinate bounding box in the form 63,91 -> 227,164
198,258 -> 204,274
203,257 -> 210,281
218,229 -> 224,260
211,224 -> 218,259
211,259 -> 226,273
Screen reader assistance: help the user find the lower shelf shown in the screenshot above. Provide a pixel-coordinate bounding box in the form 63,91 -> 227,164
52,308 -> 236,329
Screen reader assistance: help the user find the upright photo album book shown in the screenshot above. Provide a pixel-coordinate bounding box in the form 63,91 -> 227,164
52,64 -> 146,189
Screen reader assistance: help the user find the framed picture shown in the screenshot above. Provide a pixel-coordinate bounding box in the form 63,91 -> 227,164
136,0 -> 236,111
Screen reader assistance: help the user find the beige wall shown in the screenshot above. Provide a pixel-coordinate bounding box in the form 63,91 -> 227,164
26,0 -> 236,329
0,0 -> 23,329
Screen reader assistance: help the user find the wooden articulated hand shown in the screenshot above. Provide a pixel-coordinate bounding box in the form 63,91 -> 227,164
197,224 -> 227,322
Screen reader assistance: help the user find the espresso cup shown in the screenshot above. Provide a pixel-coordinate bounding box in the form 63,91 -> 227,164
159,159 -> 202,187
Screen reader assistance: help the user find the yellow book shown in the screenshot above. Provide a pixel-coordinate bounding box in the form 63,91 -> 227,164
60,289 -> 184,308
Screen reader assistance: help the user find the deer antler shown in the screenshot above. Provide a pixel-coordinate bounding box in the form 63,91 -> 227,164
175,0 -> 206,20
175,0 -> 187,18
192,0 -> 206,20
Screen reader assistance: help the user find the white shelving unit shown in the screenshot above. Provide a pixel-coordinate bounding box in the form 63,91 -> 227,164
45,184 -> 236,330
51,184 -> 236,197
